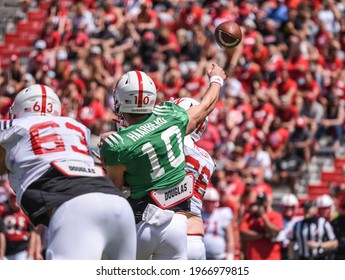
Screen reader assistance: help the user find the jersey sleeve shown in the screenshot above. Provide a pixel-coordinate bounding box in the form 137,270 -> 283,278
100,132 -> 126,166
155,102 -> 189,133
0,217 -> 4,232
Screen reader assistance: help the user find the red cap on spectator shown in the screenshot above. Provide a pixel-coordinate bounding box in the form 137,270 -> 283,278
296,117 -> 306,128
143,31 -> 155,41
36,55 -> 44,63
42,65 -> 50,72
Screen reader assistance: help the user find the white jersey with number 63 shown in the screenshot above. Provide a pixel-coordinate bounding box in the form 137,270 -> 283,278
0,116 -> 94,204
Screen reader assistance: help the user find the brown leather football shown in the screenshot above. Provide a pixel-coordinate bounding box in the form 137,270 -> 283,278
214,21 -> 242,49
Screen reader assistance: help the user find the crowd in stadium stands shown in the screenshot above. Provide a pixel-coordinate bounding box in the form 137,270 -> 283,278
1,0 -> 345,260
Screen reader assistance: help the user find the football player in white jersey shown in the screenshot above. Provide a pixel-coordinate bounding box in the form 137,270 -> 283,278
275,193 -> 302,259
174,97 -> 216,260
202,187 -> 234,260
0,84 -> 136,260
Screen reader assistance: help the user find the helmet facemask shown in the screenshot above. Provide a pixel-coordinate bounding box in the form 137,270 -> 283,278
113,90 -> 128,131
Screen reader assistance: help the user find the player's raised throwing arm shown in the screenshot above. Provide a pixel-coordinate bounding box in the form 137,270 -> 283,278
186,63 -> 226,136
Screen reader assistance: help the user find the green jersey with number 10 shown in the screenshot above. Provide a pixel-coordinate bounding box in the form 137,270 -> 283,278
101,102 -> 189,199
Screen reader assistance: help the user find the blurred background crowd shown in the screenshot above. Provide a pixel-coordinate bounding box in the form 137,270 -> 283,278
1,0 -> 345,260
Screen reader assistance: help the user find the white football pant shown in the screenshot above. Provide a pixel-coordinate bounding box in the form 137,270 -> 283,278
136,212 -> 187,260
187,235 -> 206,260
45,193 -> 137,260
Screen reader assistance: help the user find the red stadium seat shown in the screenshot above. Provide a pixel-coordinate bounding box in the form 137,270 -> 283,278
334,158 -> 345,169
16,20 -> 44,35
39,1 -> 52,10
27,10 -> 48,21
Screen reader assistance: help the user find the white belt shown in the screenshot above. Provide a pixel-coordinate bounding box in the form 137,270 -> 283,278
51,161 -> 104,177
150,173 -> 194,209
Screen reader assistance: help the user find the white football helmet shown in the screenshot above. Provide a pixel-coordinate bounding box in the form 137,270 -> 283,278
10,84 -> 61,119
316,194 -> 333,208
174,97 -> 208,142
114,70 -> 156,115
316,194 -> 334,221
203,187 -> 220,201
281,193 -> 299,207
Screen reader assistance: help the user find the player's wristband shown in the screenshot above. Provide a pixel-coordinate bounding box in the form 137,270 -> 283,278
210,75 -> 224,87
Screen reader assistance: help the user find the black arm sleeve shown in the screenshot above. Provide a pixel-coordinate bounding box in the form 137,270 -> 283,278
0,217 -> 4,233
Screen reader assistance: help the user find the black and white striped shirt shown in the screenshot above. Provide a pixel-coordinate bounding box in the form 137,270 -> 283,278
290,216 -> 336,259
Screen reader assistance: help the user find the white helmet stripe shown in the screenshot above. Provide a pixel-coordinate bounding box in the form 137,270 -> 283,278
40,84 -> 47,115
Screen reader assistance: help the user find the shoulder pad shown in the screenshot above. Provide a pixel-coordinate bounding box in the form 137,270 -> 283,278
0,120 -> 14,130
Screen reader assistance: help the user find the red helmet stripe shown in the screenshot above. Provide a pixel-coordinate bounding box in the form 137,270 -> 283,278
135,71 -> 143,108
40,84 -> 47,115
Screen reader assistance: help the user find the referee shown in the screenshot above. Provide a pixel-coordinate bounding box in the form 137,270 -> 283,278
289,200 -> 338,260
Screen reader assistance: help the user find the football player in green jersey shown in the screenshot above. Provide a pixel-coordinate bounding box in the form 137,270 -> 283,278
100,63 -> 226,260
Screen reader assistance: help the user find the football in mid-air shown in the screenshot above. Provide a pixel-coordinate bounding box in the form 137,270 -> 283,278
214,21 -> 242,49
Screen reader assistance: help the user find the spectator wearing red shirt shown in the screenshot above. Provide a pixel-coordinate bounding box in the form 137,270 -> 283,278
286,43 -> 310,86
251,172 -> 273,205
135,2 -> 158,33
251,93 -> 275,135
211,0 -> 237,29
315,21 -> 332,54
41,21 -> 61,50
276,95 -> 298,132
183,63 -> 206,99
218,167 -> 245,212
271,67 -> 298,107
298,71 -> 320,106
159,67 -> 183,100
77,91 -> 106,129
264,45 -> 285,86
0,95 -> 12,119
237,1 -> 254,23
319,44 -> 343,78
62,22 -> 90,59
99,0 -> 124,30
242,19 -> 258,60
267,117 -> 290,160
240,194 -> 283,260
252,34 -> 269,70
177,1 -> 203,30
